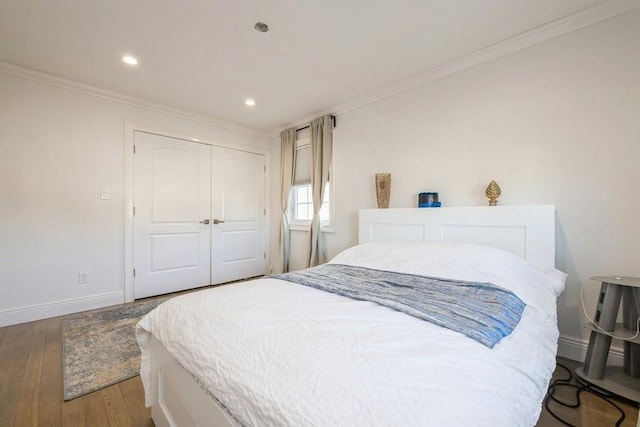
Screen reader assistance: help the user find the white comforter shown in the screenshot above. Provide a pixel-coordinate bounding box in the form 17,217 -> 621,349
136,242 -> 566,427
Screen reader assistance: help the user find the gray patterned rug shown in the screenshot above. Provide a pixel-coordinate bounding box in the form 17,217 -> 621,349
62,297 -> 170,400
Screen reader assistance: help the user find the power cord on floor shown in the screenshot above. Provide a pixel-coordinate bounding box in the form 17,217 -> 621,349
543,363 -> 627,427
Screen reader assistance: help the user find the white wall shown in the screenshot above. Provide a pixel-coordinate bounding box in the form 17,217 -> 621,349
272,10 -> 640,360
0,71 -> 269,326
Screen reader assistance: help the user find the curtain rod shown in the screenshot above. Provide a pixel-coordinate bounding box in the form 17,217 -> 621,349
296,115 -> 336,132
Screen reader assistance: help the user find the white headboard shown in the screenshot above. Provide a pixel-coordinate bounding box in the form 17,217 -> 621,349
359,205 -> 556,269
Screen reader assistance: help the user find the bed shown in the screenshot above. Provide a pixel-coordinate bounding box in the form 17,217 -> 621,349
136,205 -> 566,427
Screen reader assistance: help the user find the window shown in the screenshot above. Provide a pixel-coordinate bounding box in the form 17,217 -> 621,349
292,183 -> 331,223
290,137 -> 333,230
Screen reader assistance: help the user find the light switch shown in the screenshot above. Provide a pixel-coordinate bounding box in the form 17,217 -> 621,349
101,188 -> 110,200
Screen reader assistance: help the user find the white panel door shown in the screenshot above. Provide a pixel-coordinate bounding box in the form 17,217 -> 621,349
211,146 -> 266,284
134,131 -> 211,299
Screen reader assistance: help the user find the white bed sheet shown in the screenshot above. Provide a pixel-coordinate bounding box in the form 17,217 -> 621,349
136,243 -> 567,427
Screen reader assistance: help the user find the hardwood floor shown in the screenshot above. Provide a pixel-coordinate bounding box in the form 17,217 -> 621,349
1,313 -> 638,426
537,357 -> 639,427
0,317 -> 152,427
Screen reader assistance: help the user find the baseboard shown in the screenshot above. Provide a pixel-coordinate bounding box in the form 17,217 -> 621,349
558,334 -> 624,366
0,291 -> 125,327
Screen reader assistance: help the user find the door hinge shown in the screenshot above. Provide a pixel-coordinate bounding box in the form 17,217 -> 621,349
133,145 -> 136,154
264,253 -> 266,259
264,166 -> 266,172
264,208 -> 266,215
133,206 -> 136,216
133,268 -> 136,277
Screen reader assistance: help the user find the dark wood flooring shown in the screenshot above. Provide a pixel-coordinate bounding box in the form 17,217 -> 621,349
1,312 -> 638,426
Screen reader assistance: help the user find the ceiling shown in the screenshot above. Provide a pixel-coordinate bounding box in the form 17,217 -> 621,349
0,0 -> 614,132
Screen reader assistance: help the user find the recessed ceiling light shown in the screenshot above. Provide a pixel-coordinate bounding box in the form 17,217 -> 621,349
245,98 -> 256,107
122,55 -> 138,66
254,22 -> 269,33
191,138 -> 200,142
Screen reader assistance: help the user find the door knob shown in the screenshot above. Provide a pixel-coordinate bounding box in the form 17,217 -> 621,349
200,219 -> 210,225
213,219 -> 225,224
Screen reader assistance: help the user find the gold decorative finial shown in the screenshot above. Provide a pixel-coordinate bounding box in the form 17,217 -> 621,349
485,180 -> 501,206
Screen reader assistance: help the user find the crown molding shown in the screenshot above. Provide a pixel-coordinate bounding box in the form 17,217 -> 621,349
273,0 -> 640,136
2,0 -> 638,138
0,61 -> 269,140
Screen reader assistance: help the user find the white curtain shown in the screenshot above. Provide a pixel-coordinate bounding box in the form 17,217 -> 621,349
307,115 -> 333,267
279,128 -> 297,273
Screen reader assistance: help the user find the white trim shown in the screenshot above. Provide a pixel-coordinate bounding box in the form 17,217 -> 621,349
0,61 -> 268,139
557,334 -> 624,366
0,291 -> 124,327
274,0 -> 640,135
124,123 -> 136,303
124,123 -> 270,302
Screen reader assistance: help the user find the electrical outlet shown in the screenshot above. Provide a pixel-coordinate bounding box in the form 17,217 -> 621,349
78,272 -> 89,285
100,188 -> 110,200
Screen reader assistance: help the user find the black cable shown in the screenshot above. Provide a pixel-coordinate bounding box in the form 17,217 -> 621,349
543,363 -> 627,427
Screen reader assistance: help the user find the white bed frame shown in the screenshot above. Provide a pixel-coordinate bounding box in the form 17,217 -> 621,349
147,205 -> 557,427
359,205 -> 556,269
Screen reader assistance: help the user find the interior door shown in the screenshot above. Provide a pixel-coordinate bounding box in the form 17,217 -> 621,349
133,131 -> 211,299
211,146 -> 266,284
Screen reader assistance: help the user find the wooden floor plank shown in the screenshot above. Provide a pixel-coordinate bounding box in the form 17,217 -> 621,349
0,323 -> 33,382
80,391 -> 110,427
0,363 -> 21,425
118,377 -> 153,427
14,320 -> 48,426
0,322 -> 35,425
60,394 -> 84,427
37,318 -> 63,427
100,385 -> 133,427
0,325 -> 8,350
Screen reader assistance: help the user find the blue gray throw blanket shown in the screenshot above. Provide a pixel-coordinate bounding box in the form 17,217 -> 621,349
271,264 -> 525,348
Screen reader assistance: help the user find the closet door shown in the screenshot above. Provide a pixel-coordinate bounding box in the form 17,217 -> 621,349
211,146 -> 267,284
133,131 -> 211,299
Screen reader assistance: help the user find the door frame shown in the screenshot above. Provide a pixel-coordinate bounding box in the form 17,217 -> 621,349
124,121 -> 270,302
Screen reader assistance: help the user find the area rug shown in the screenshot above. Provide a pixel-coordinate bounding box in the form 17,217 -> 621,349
62,297 -> 171,400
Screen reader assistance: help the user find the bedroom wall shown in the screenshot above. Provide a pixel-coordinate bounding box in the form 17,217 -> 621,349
0,71 -> 269,326
271,9 -> 640,361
